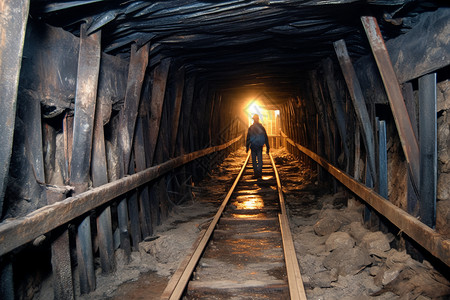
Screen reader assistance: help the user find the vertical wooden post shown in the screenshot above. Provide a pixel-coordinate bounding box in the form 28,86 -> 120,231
323,58 -> 350,172
378,120 -> 388,199
91,97 -> 115,273
419,73 -> 437,228
42,122 -> 74,299
47,190 -> 74,300
364,156 -> 374,224
170,67 -> 185,157
70,24 -> 101,294
63,114 -> 74,183
0,0 -> 29,218
401,82 -> 421,215
117,42 -> 149,253
147,58 -> 171,228
147,58 -> 171,166
180,75 -> 196,155
134,113 -> 153,237
0,257 -> 14,300
361,16 -> 420,192
334,39 -> 377,184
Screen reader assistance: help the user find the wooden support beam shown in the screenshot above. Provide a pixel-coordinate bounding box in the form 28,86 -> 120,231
120,43 -> 150,174
322,58 -> 350,172
91,92 -> 115,274
133,114 -> 153,237
361,16 -> 420,192
0,135 -> 242,257
117,42 -> 149,255
0,2 -> 32,289
281,133 -> 450,268
333,39 -> 377,184
180,75 -> 196,155
419,73 -> 437,228
42,123 -> 74,300
378,120 -> 388,199
47,190 -> 74,300
148,58 -> 171,166
310,71 -> 332,162
0,0 -> 29,217
70,24 -> 101,294
170,67 -> 185,157
0,257 -> 13,300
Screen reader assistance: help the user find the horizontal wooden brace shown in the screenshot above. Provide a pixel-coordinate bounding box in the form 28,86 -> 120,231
280,131 -> 450,267
0,135 -> 242,256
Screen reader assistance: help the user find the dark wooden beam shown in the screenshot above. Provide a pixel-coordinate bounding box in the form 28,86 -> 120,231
419,73 -> 437,228
170,67 -> 185,157
361,16 -> 420,192
0,0 -> 29,217
91,90 -> 115,274
43,124 -> 74,300
148,58 -> 171,166
70,24 -> 101,294
117,42 -> 149,255
333,39 -> 377,184
378,120 -> 388,199
322,58 -> 349,172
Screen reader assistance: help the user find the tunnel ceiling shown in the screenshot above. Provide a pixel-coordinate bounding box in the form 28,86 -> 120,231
30,0 -> 443,101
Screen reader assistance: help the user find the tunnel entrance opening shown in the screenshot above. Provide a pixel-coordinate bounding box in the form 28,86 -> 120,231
244,97 -> 282,149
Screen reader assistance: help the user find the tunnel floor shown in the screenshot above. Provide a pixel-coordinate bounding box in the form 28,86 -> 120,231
73,148 -> 450,300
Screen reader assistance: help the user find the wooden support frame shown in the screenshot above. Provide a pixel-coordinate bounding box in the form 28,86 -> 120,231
117,42 -> 149,255
0,0 -> 30,217
170,67 -> 185,157
0,135 -> 242,257
281,132 -> 450,268
419,73 -> 437,228
134,110 -> 153,237
91,89 -> 115,274
334,39 -> 377,184
70,24 -> 101,294
378,120 -> 388,199
361,16 -> 420,192
148,58 -> 172,166
310,71 -> 332,162
322,58 -> 350,172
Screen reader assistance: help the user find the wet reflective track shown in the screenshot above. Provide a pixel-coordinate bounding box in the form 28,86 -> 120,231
162,152 -> 306,299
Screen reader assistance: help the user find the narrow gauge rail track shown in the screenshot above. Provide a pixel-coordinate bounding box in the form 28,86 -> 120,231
162,152 -> 307,299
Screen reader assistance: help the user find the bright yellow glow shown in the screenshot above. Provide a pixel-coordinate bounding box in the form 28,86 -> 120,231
245,100 -> 267,126
234,195 -> 265,210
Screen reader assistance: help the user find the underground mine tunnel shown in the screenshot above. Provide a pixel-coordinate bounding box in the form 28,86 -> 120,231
0,0 -> 449,299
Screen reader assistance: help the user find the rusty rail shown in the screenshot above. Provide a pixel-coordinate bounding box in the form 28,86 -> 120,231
0,135 -> 242,256
280,131 -> 450,267
162,152 -> 251,300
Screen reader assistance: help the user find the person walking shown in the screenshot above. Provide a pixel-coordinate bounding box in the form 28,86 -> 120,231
246,114 -> 270,178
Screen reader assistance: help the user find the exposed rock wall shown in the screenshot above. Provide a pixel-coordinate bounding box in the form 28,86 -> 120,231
437,79 -> 450,235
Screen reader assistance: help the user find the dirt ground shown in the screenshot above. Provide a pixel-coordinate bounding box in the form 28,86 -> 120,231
69,148 -> 450,300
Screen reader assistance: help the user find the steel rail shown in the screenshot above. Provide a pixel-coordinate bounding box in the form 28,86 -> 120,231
0,135 -> 242,256
161,151 -> 251,300
270,153 -> 307,300
280,131 -> 450,267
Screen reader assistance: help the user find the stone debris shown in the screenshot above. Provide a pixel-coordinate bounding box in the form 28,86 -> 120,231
275,148 -> 450,299
325,231 -> 355,252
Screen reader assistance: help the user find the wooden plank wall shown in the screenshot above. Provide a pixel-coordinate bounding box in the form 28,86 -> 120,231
0,21 -> 243,299
280,13 -> 448,266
